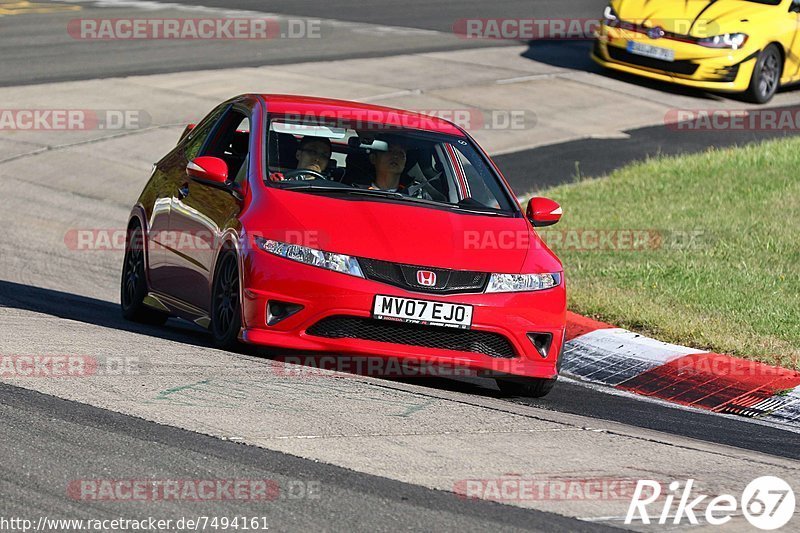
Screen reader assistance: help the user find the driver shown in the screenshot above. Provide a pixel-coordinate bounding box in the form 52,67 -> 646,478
269,136 -> 332,181
363,140 -> 435,199
295,136 -> 332,175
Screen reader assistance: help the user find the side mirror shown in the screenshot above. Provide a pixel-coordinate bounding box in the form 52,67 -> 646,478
526,197 -> 562,227
179,123 -> 196,142
187,156 -> 229,187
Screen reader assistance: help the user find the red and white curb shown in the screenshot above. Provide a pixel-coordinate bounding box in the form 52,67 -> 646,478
563,313 -> 800,428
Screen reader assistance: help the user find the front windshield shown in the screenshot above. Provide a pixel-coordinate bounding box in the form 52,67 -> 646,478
265,116 -> 517,214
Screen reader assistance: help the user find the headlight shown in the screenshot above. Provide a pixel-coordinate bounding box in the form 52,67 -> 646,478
485,273 -> 561,293
697,33 -> 748,50
254,237 -> 364,278
603,5 -> 619,24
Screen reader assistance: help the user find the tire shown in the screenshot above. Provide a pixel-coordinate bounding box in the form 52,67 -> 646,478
120,223 -> 169,325
496,377 -> 557,398
745,44 -> 782,104
210,250 -> 243,350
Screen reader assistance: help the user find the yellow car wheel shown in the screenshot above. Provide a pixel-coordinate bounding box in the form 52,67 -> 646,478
746,44 -> 782,104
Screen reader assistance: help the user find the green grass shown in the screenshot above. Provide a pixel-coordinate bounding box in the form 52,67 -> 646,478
532,137 -> 800,370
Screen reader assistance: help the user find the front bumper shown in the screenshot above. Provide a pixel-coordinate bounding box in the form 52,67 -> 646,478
593,24 -> 759,93
239,247 -> 566,380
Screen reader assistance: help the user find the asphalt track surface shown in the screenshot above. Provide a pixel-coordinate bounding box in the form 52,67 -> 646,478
0,382 -> 614,532
162,0 -> 603,32
2,1 -> 799,530
0,0 -> 606,87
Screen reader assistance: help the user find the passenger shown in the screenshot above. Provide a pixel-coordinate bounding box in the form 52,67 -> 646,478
368,142 -> 407,192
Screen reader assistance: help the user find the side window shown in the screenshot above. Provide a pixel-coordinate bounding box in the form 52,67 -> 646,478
233,154 -> 249,186
453,146 -> 497,208
450,142 -> 511,210
203,109 -> 250,179
184,106 -> 226,161
433,144 -> 460,204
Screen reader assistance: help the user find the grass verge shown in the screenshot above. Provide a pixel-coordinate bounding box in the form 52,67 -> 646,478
533,137 -> 800,370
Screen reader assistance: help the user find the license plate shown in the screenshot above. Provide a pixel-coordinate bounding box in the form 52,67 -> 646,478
627,41 -> 675,62
372,295 -> 473,330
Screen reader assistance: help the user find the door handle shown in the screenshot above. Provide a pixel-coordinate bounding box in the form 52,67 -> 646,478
178,184 -> 189,200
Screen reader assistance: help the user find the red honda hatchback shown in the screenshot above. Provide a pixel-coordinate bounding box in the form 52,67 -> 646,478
122,94 -> 566,396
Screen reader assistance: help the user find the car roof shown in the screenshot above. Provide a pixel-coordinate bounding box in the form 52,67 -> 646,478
256,94 -> 466,136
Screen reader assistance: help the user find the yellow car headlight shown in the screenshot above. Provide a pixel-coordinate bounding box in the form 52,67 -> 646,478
697,33 -> 748,50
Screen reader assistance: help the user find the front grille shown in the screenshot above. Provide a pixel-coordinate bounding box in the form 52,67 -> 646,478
307,316 -> 517,359
358,258 -> 488,295
608,46 -> 698,76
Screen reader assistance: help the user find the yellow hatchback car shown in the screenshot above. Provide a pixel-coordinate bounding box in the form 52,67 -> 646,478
592,0 -> 800,103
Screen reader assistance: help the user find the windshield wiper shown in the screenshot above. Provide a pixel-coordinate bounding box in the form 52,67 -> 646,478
280,184 -> 409,199
336,188 -> 408,200
277,183 -> 350,191
280,183 -> 514,215
448,204 -> 510,216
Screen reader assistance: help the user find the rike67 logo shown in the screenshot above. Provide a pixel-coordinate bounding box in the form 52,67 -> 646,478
626,477 -> 795,530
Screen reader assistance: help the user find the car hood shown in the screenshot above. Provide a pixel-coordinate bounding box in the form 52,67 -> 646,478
615,0 -> 771,36
250,188 -> 562,274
